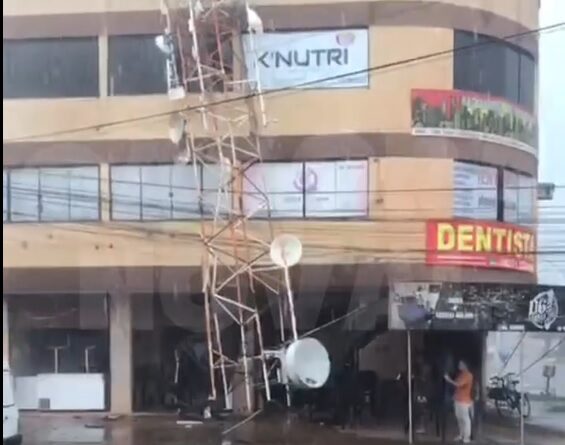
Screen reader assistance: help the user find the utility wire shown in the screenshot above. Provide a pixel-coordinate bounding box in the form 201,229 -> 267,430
5,203 -> 565,257
6,183 -> 565,225
5,168 -> 565,194
4,23 -> 564,143
498,332 -> 527,375
523,337 -> 565,374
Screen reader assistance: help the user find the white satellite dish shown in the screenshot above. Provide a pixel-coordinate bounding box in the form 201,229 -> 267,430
169,114 -> 186,144
246,7 -> 264,34
155,34 -> 172,55
169,113 -> 186,144
285,338 -> 330,389
270,234 -> 302,268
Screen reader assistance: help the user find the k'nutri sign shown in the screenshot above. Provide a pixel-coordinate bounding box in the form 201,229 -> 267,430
389,282 -> 565,332
426,219 -> 536,273
411,89 -> 537,156
243,29 -> 369,90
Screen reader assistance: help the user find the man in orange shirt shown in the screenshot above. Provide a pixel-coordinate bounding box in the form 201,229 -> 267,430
445,360 -> 474,443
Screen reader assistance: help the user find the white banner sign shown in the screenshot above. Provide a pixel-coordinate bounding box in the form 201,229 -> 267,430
304,160 -> 368,217
243,162 -> 304,218
243,160 -> 369,218
243,29 -> 369,90
453,161 -> 498,220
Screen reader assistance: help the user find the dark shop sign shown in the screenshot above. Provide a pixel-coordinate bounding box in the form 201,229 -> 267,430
389,282 -> 564,332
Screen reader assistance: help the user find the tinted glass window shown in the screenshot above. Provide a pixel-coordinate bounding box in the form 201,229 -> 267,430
110,165 -> 200,220
519,55 -> 536,111
108,35 -> 167,95
3,171 -> 8,222
3,38 -> 99,99
242,161 -> 369,218
454,31 -> 535,110
9,169 -> 40,222
6,167 -> 100,222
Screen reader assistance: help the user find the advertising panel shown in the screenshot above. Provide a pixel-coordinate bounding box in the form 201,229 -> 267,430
426,219 -> 536,273
389,282 -> 565,332
243,162 -> 304,218
243,161 -> 368,218
453,161 -> 498,220
411,89 -> 537,155
304,160 -> 368,217
243,29 -> 369,90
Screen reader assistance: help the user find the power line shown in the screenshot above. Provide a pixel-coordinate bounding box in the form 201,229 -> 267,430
4,23 -> 563,143
6,183 -> 565,225
5,168 -> 565,195
523,337 -> 565,374
5,208 -> 565,258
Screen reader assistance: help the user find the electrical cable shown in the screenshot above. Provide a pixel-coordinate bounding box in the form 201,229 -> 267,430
522,337 -> 565,374
7,183 -> 565,226
4,23 -> 563,143
498,332 -> 527,375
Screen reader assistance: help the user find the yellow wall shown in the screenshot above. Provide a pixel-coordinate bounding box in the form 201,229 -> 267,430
3,0 -> 539,30
3,95 -> 250,143
3,157 -> 453,269
3,26 -> 451,142
2,0 -> 538,271
263,27 -> 453,136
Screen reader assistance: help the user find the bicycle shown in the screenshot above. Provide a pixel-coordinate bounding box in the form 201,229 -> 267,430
487,373 -> 531,419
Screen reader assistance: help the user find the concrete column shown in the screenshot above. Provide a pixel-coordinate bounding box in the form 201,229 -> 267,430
110,292 -> 133,414
3,299 -> 9,364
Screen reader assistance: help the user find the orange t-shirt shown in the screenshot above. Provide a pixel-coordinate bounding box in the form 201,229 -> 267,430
454,370 -> 473,404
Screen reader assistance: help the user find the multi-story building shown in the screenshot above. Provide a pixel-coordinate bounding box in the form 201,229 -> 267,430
3,0 -> 540,415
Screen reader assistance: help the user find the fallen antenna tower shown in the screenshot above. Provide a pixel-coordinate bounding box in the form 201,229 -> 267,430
159,0 -> 286,413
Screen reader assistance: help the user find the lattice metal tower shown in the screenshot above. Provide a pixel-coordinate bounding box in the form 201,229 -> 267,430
159,0 -> 290,413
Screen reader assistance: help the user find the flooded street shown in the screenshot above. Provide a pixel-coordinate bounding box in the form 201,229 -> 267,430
19,412 -> 565,445
18,413 -> 423,445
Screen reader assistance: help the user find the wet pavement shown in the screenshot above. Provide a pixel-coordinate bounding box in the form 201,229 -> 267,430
526,399 -> 565,433
19,412 -> 565,445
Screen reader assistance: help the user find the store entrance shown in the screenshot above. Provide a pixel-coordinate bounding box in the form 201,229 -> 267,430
415,331 -> 484,441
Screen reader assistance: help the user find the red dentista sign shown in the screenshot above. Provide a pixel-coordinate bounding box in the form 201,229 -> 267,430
426,219 -> 536,273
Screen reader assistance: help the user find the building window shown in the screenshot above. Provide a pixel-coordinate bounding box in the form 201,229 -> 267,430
304,161 -> 369,217
3,171 -> 8,222
107,32 -> 235,96
454,31 -> 536,110
243,160 -> 369,218
453,162 -> 498,221
3,38 -> 99,99
503,170 -> 535,225
6,166 -> 100,222
108,35 -> 168,96
243,162 -> 304,218
110,164 -> 201,220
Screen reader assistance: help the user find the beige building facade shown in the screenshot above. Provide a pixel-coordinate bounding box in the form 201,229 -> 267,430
3,0 -> 540,414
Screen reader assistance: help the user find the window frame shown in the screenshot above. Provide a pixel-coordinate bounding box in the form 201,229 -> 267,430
3,37 -> 100,99
452,160 -> 500,222
107,34 -> 169,97
502,168 -> 536,226
4,165 -> 102,223
242,159 -> 371,221
453,30 -> 536,111
109,163 -> 203,222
